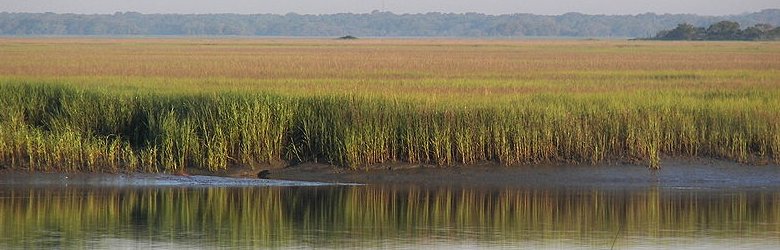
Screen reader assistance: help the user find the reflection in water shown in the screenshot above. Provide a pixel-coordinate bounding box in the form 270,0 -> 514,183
0,186 -> 778,249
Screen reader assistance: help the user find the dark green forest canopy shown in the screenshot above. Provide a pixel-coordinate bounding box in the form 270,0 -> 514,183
1,9 -> 779,37
653,21 -> 780,40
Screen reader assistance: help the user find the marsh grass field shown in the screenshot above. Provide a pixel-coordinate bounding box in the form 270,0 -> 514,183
0,38 -> 778,172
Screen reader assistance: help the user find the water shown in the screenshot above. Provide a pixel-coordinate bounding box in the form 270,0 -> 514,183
1,181 -> 779,249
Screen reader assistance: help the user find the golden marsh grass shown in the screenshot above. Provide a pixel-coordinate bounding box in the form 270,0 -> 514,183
0,38 -> 778,171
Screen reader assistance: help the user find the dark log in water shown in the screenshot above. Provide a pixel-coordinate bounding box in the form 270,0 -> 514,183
257,170 -> 271,179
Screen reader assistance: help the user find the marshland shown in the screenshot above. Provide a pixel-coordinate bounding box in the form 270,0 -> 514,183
1,39 -> 778,172
1,38 -> 780,249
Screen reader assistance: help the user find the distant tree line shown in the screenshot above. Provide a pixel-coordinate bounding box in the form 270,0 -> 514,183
654,21 -> 780,40
0,9 -> 779,38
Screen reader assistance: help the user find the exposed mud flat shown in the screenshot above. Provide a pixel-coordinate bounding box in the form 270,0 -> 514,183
270,158 -> 780,190
1,158 -> 777,189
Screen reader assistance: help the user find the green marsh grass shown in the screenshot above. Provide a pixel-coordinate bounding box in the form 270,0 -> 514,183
0,81 -> 778,171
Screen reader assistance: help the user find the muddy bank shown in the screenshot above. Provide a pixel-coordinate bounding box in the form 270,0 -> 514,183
268,158 -> 780,189
1,158 -> 777,189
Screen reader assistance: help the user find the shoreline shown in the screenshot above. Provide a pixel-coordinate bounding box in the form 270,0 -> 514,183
2,158 -> 778,190
270,158 -> 780,189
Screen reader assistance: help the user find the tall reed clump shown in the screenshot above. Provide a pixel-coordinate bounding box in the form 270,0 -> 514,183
0,83 -> 297,172
0,82 -> 778,172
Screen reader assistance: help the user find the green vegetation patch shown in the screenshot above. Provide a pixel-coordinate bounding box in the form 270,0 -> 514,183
1,81 -> 778,172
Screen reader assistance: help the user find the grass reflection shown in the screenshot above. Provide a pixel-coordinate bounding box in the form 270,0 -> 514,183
0,186 -> 778,248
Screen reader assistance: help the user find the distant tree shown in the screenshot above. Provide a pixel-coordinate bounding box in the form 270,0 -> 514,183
653,21 -> 780,41
742,24 -> 772,40
1,11 -> 780,38
656,23 -> 703,40
770,27 -> 780,40
753,23 -> 774,32
706,21 -> 741,40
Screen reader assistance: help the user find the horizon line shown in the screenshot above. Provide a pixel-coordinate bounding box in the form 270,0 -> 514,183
2,8 -> 777,17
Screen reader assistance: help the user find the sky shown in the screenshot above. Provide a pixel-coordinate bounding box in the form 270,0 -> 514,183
1,0 -> 778,16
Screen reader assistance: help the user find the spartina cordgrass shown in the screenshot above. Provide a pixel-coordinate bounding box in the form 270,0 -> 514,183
0,39 -> 778,172
2,82 -> 779,171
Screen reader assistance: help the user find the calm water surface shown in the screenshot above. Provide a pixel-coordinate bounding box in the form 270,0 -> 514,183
1,180 -> 779,249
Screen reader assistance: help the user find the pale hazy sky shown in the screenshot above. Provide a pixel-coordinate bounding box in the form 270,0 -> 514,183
1,0 -> 778,16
